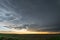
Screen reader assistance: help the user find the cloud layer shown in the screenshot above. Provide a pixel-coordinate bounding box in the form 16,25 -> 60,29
0,0 -> 60,32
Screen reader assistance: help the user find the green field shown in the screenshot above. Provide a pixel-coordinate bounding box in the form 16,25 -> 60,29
0,34 -> 60,40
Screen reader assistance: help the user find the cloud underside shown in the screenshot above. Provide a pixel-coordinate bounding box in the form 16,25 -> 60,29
0,0 -> 60,32
0,26 -> 60,34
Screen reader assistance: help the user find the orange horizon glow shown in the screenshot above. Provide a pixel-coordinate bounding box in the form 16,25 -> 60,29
0,31 -> 60,34
0,28 -> 60,34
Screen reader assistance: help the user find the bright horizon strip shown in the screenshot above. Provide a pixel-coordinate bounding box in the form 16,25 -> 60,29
0,31 -> 60,34
0,28 -> 60,34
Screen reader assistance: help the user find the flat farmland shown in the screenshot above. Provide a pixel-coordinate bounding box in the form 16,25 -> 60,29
0,34 -> 60,40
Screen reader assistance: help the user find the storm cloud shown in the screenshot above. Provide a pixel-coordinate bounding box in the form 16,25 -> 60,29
0,0 -> 60,32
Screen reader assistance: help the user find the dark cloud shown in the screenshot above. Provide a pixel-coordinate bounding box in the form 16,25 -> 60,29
12,23 -> 60,32
0,0 -> 60,32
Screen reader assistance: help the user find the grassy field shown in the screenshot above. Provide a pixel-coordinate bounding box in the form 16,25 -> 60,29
0,34 -> 60,40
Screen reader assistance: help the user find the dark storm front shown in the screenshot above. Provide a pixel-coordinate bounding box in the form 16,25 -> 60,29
0,0 -> 59,32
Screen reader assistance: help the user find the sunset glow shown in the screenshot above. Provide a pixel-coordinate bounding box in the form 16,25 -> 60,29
0,28 -> 60,34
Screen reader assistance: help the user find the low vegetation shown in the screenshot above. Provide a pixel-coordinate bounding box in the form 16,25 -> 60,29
0,34 -> 60,40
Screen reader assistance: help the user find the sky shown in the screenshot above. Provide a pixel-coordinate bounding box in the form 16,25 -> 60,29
0,0 -> 60,32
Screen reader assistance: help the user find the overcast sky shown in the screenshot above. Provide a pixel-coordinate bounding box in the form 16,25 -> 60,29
0,0 -> 60,32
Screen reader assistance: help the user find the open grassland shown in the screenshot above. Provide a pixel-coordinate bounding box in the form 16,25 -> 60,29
0,34 -> 60,40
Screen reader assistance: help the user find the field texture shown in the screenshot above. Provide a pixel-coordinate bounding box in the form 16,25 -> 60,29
0,34 -> 60,40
